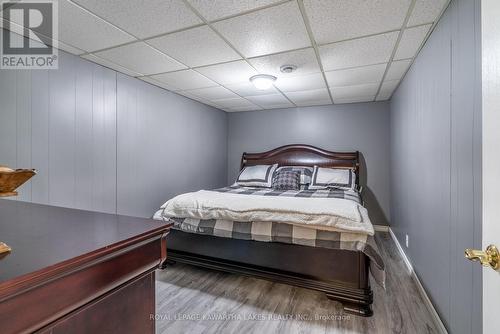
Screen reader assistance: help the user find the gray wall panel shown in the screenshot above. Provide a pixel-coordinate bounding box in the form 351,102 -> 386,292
48,52 -> 77,208
74,59 -> 94,210
0,71 -> 17,169
392,10 -> 453,324
115,74 -> 138,216
116,74 -> 228,218
16,71 -> 32,201
31,70 -> 49,204
227,103 -> 391,225
390,0 -> 481,332
91,66 -> 117,213
449,0 -> 481,331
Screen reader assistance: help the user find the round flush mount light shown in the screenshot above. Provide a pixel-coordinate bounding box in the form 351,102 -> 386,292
249,74 -> 277,90
280,64 -> 297,73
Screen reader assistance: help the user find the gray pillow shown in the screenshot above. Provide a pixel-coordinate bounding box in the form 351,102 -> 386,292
275,166 -> 313,185
272,170 -> 301,190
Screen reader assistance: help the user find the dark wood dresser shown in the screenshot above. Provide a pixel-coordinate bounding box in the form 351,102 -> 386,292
0,199 -> 171,334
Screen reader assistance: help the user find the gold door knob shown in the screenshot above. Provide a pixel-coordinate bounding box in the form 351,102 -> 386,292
465,245 -> 499,270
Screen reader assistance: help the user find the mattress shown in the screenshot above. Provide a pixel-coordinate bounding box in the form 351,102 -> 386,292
153,185 -> 385,286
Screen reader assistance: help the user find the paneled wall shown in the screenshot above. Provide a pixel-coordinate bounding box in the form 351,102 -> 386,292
0,50 -> 228,217
116,74 -> 228,218
0,53 -> 117,213
227,102 -> 391,226
390,0 -> 482,332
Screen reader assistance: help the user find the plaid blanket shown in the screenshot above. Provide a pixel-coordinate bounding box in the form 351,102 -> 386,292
215,184 -> 362,203
154,186 -> 384,286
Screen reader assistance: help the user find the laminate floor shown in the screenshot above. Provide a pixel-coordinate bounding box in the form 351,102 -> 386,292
155,232 -> 440,334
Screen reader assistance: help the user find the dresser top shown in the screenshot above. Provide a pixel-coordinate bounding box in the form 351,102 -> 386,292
0,199 -> 169,284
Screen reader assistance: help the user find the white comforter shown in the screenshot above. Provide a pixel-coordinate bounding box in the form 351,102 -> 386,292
160,190 -> 374,236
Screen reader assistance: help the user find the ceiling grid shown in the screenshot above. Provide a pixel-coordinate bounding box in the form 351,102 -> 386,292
1,0 -> 451,112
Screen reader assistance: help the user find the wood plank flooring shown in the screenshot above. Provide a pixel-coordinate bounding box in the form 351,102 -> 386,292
155,233 -> 440,334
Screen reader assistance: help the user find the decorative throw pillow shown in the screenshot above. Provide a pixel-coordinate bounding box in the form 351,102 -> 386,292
274,166 -> 313,186
236,164 -> 278,187
272,171 -> 301,190
308,166 -> 356,190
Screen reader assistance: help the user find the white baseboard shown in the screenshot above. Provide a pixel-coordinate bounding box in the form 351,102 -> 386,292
388,228 -> 413,274
373,224 -> 389,232
388,228 -> 448,334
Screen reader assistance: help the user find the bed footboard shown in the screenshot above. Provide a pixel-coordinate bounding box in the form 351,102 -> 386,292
164,229 -> 373,316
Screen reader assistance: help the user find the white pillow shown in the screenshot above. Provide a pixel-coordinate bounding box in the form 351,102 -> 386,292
308,166 -> 356,190
236,164 -> 278,187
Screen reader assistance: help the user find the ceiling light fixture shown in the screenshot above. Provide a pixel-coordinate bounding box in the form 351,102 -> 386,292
249,74 -> 277,90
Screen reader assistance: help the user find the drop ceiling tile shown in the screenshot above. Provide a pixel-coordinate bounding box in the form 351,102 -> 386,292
54,40 -> 86,56
58,0 -> 135,52
5,1 -> 135,52
319,32 -> 398,71
54,40 -> 86,55
378,80 -> 400,99
186,86 -> 239,100
196,60 -> 257,85
407,0 -> 449,27
204,101 -> 226,109
2,19 -> 85,55
303,0 -> 411,44
325,63 -> 387,87
246,94 -> 294,109
274,73 -> 326,92
148,25 -> 241,67
72,0 -> 202,39
138,76 -> 176,91
330,83 -> 379,100
94,42 -> 186,75
81,54 -> 142,77
176,91 -> 224,108
394,24 -> 431,60
264,104 -> 295,110
385,59 -> 412,81
228,105 -> 264,112
376,94 -> 391,102
248,48 -> 320,77
187,0 -> 282,21
175,90 -> 199,100
224,82 -> 278,97
150,70 -> 218,91
212,1 -> 310,58
212,97 -> 259,109
334,96 -> 376,104
284,89 -> 331,107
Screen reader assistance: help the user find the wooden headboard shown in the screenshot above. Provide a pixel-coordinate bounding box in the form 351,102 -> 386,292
240,144 -> 360,186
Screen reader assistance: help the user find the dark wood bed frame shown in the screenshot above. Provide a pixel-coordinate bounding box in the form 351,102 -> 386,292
164,144 -> 373,316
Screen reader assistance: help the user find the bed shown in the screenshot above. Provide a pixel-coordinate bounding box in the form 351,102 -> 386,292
153,144 -> 384,316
